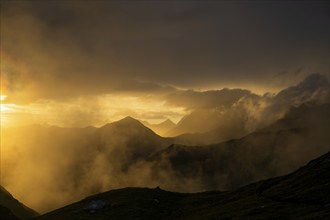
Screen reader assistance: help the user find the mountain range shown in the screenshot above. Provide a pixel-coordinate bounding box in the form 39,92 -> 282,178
146,103 -> 329,192
142,119 -> 176,136
1,74 -> 329,214
2,103 -> 329,213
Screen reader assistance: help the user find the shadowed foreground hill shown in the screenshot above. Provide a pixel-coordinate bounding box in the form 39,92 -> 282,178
34,152 -> 330,220
0,186 -> 38,220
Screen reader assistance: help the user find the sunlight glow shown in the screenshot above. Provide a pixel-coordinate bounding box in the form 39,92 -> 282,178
0,95 -> 186,127
0,95 -> 7,101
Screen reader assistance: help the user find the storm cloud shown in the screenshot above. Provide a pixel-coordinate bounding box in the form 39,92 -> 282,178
1,1 -> 329,103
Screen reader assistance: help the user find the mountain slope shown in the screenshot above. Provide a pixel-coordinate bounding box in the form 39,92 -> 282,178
97,116 -> 173,170
0,205 -> 20,220
3,102 -> 328,213
34,151 -> 330,219
0,186 -> 38,220
146,103 -> 330,192
142,119 -> 176,136
1,116 -> 173,213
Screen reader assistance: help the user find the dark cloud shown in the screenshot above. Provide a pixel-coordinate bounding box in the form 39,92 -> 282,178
165,74 -> 329,137
1,1 -> 329,103
275,73 -> 329,103
165,88 -> 253,110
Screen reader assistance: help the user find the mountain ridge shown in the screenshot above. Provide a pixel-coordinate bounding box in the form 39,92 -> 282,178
33,151 -> 330,219
142,119 -> 176,136
2,103 -> 328,213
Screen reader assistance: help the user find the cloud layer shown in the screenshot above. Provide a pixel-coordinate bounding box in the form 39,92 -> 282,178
1,1 -> 329,103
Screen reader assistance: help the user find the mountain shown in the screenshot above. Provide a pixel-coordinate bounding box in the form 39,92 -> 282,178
0,205 -> 20,220
173,120 -> 248,146
97,116 -> 173,170
0,186 -> 38,220
142,119 -> 176,136
165,108 -> 226,137
146,103 -> 330,192
1,116 -> 173,213
2,101 -> 328,213
33,151 -> 330,219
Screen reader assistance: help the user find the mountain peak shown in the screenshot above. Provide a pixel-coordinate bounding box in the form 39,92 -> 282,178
140,119 -> 176,136
101,116 -> 141,127
160,119 -> 176,126
100,116 -> 157,135
120,116 -> 140,123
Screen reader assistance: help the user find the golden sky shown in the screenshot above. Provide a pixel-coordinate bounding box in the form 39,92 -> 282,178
1,1 -> 329,127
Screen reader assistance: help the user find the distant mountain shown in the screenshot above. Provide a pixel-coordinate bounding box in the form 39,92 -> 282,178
173,119 -> 248,146
33,151 -> 330,219
0,186 -> 38,220
142,119 -> 176,136
147,103 -> 330,192
165,108 -> 224,136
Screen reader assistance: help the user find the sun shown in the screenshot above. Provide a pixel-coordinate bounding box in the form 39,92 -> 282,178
0,103 -> 17,127
0,95 -> 7,101
1,95 -> 11,126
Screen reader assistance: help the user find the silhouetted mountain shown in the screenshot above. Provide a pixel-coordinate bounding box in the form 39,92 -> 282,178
0,205 -> 20,220
33,151 -> 330,219
142,119 -> 176,136
97,116 -> 172,170
1,116 -> 173,213
173,120 -> 248,146
3,102 -> 329,213
0,186 -> 38,220
147,103 -> 329,192
166,109 -> 224,136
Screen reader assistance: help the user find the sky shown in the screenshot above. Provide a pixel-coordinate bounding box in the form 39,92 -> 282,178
0,0 -> 329,127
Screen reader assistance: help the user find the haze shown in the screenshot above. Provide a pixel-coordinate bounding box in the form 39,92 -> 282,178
0,0 -> 329,214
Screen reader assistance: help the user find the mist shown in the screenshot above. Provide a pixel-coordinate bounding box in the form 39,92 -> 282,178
1,0 -> 329,215
1,74 -> 329,213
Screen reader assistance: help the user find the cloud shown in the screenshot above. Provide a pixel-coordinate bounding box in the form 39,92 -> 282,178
1,94 -> 186,127
166,74 -> 329,137
1,1 -> 328,103
274,73 -> 329,105
164,89 -> 253,110
1,74 -> 329,214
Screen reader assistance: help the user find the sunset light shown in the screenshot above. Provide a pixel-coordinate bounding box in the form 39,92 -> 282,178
0,95 -> 7,101
0,1 -> 328,219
